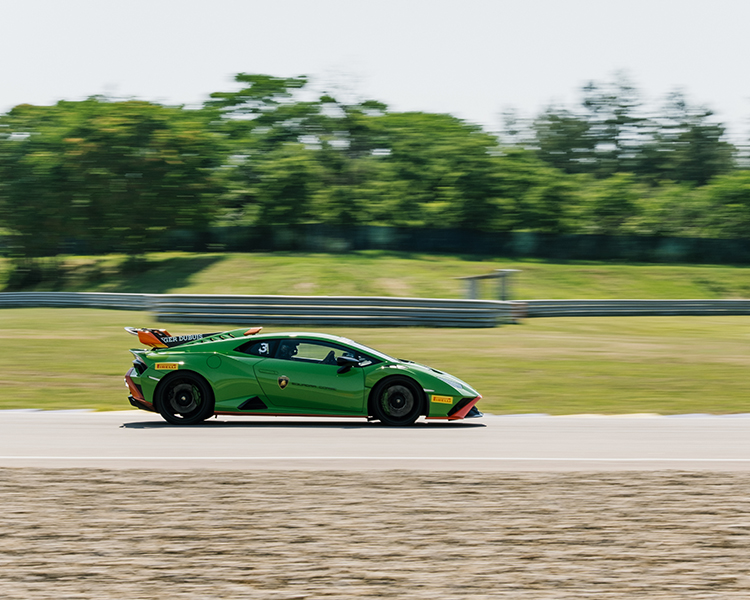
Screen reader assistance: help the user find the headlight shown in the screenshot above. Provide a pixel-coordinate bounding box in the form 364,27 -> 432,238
436,375 -> 467,393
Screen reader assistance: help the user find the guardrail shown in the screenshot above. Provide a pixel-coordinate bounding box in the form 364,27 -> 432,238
153,295 -> 513,328
519,299 -> 750,317
0,292 -> 152,310
0,292 -> 513,327
2,293 -> 748,324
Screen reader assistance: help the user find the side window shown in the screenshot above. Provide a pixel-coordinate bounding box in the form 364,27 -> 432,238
236,339 -> 278,357
275,340 -> 376,366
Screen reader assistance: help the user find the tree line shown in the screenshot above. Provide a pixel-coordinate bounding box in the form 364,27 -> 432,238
1,72 -> 749,258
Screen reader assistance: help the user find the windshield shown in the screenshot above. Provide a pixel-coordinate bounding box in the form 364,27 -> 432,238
339,338 -> 397,363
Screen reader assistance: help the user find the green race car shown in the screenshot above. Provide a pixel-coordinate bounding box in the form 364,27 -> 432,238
124,327 -> 482,426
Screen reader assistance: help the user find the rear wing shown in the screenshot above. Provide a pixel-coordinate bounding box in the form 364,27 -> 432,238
125,326 -> 263,349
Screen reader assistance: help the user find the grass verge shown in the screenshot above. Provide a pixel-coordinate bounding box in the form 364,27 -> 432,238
1,251 -> 750,299
1,308 -> 748,414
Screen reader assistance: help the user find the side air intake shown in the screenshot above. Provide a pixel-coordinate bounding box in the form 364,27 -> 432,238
238,396 -> 268,410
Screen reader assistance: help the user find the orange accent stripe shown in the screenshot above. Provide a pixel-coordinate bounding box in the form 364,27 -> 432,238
137,330 -> 168,348
447,395 -> 482,420
244,327 -> 263,336
124,368 -> 145,401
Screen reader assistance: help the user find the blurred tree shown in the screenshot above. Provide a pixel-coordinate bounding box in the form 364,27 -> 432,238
0,99 -> 221,256
517,178 -> 579,234
703,171 -> 750,238
527,76 -> 736,186
533,107 -> 595,174
500,108 -> 536,148
209,78 -> 515,231
0,104 -> 74,256
494,149 -> 581,233
254,143 -> 321,226
373,112 -> 505,229
206,73 -> 312,144
630,182 -> 713,237
313,150 -> 386,227
637,92 -> 735,186
582,173 -> 643,235
3,71 -> 744,260
205,74 -> 314,224
580,74 -> 646,177
208,73 -> 394,228
307,95 -> 391,227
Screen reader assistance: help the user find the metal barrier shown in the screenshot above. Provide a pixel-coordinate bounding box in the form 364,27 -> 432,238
2,293 -> 748,324
0,292 -> 152,310
0,292 -> 513,327
152,295 -> 512,328
519,299 -> 750,317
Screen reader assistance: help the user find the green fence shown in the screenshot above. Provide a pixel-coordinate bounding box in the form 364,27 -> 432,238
4,226 -> 750,264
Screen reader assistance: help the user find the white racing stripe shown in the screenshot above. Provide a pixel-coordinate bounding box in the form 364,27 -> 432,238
2,456 -> 750,462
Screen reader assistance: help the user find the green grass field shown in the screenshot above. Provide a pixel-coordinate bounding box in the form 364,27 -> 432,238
2,251 -> 750,299
1,308 -> 748,415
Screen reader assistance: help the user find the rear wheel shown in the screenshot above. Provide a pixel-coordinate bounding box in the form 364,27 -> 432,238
371,377 -> 423,426
155,372 -> 214,425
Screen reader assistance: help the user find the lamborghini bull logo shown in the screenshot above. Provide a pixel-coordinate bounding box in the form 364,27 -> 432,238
278,375 -> 290,390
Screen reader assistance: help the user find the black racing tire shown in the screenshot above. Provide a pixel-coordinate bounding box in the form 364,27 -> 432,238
155,372 -> 215,425
370,377 -> 423,426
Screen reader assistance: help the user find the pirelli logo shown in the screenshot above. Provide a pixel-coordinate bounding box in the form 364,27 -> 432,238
431,394 -> 453,404
155,363 -> 180,371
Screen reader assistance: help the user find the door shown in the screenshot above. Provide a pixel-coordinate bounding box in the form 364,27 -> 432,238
253,339 -> 366,414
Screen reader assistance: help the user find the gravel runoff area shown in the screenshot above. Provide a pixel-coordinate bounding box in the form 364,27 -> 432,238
2,469 -> 750,599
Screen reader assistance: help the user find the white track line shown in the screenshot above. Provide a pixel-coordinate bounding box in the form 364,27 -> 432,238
2,456 -> 750,462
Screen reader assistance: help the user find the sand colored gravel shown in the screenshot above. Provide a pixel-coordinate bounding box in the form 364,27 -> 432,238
1,469 -> 750,598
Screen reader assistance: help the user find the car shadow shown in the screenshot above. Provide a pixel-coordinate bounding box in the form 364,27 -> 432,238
121,419 -> 487,430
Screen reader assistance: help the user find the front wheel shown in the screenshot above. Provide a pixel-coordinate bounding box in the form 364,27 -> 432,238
155,372 -> 214,425
370,377 -> 423,426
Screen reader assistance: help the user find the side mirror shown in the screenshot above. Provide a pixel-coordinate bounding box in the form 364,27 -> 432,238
336,355 -> 360,374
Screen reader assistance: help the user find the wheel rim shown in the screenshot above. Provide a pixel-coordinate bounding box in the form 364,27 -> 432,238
381,384 -> 414,418
168,381 -> 201,415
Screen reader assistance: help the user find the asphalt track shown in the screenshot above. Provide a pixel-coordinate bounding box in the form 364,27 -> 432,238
2,410 -> 750,470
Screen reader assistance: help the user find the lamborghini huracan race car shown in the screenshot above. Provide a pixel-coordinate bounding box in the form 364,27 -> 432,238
124,327 -> 482,426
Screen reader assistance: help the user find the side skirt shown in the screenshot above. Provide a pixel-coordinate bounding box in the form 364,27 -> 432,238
213,411 -> 368,419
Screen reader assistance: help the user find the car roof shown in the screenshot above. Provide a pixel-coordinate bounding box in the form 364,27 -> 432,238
249,331 -> 352,344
